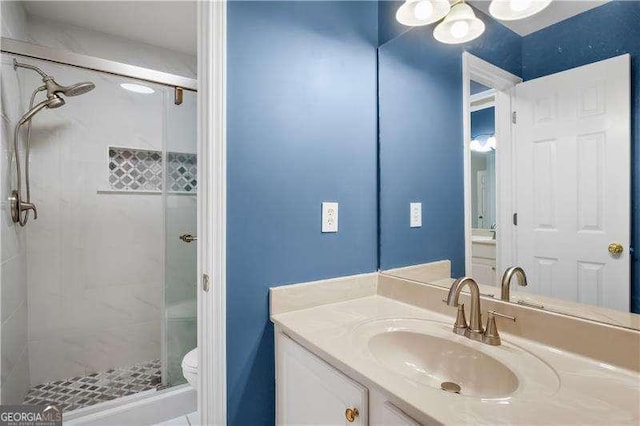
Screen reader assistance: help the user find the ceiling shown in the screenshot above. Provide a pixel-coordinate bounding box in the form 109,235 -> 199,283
23,1 -> 197,55
469,0 -> 609,36
22,1 -> 609,52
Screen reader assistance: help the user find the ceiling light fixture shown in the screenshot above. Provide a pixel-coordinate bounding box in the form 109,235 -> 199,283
433,2 -> 485,44
396,0 -> 451,26
488,0 -> 552,21
120,83 -> 155,94
470,134 -> 496,152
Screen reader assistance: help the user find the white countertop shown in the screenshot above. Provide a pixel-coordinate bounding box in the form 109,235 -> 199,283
271,295 -> 640,425
472,236 -> 497,245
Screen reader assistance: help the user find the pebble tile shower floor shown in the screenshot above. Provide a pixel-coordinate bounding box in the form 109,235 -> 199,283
23,360 -> 161,411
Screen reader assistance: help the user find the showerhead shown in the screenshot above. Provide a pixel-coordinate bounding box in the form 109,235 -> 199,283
62,82 -> 96,97
17,95 -> 65,126
44,77 -> 95,97
46,95 -> 66,109
14,59 -> 96,99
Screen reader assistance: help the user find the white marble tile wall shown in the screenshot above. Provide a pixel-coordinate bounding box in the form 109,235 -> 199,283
24,16 -> 196,79
0,51 -> 31,402
3,2 -> 195,79
1,1 -> 27,40
12,57 -> 168,384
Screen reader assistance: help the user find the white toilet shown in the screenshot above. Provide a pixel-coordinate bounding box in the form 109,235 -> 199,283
181,348 -> 198,388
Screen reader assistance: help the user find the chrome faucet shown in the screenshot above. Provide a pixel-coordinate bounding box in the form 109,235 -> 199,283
501,266 -> 528,301
446,277 -> 484,341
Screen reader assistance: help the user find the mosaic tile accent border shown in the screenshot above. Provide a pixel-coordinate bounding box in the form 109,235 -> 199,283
167,152 -> 197,192
109,148 -> 162,191
23,360 -> 161,412
108,148 -> 197,193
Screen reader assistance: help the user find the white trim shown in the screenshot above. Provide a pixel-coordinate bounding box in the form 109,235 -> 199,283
1,37 -> 197,91
470,89 -> 496,112
197,1 -> 227,426
462,52 -> 521,280
495,89 -> 517,278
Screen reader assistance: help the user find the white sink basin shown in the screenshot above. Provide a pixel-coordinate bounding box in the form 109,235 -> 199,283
369,330 -> 518,398
352,318 -> 559,400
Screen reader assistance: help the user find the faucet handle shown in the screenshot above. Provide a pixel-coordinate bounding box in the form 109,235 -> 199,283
452,304 -> 468,336
482,311 -> 516,346
441,299 -> 469,335
488,311 -> 516,322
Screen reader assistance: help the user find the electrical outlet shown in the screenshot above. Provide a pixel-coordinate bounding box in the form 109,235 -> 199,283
322,202 -> 338,233
410,202 -> 422,228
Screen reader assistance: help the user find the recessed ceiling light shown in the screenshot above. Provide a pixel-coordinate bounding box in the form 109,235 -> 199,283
120,83 -> 155,94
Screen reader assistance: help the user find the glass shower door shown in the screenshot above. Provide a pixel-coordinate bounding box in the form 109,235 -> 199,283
162,88 -> 198,386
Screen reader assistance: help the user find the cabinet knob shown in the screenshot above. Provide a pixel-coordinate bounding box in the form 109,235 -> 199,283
345,407 -> 359,422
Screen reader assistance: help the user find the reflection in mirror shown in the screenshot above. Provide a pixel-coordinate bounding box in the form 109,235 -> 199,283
378,0 -> 640,330
469,85 -> 497,287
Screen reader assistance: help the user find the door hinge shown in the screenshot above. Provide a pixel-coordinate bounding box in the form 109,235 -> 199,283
512,111 -> 517,124
513,213 -> 518,226
202,274 -> 210,292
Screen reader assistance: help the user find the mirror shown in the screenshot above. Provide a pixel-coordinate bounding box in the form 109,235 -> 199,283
378,0 -> 639,330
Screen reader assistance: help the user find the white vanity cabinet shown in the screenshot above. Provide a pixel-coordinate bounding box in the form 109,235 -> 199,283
369,392 -> 421,426
471,239 -> 497,286
276,330 -> 423,426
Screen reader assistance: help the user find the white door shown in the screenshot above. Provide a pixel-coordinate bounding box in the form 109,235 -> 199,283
276,332 -> 368,425
514,54 -> 630,310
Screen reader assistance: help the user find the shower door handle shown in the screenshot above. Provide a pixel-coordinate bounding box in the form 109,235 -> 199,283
179,234 -> 197,243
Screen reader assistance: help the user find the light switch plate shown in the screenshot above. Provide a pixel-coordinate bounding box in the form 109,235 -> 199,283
410,202 -> 422,228
322,202 -> 338,233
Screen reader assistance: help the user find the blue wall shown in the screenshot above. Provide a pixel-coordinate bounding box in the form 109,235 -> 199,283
378,9 -> 521,273
471,107 -> 496,138
378,0 -> 407,46
521,1 -> 640,312
226,1 -> 379,424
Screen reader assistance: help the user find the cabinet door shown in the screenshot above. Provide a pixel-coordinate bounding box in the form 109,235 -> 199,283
370,389 -> 423,426
379,402 -> 421,426
471,261 -> 496,286
276,333 -> 368,426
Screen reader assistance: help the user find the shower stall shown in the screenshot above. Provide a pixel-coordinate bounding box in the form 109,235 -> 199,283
0,48 -> 197,412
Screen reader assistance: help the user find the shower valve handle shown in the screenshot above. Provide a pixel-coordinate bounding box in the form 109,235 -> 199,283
10,190 -> 38,226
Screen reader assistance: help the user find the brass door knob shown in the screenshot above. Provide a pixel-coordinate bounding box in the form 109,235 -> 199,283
608,242 -> 623,255
345,407 -> 359,423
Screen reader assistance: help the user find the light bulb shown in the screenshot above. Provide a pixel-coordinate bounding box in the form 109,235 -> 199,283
509,0 -> 532,12
413,0 -> 434,20
450,20 -> 470,39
